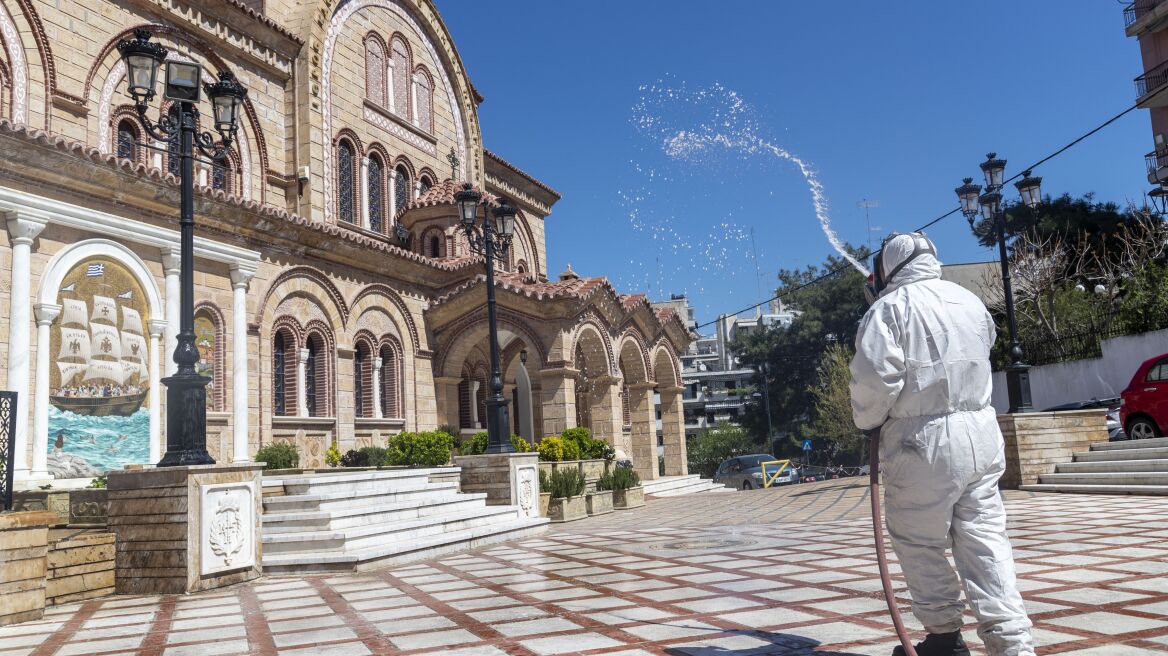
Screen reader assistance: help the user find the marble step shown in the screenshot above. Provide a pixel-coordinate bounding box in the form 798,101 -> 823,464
1037,471 -> 1168,486
262,505 -> 520,554
1090,437 -> 1168,451
262,481 -> 461,513
263,492 -> 489,533
641,476 -> 702,495
651,481 -> 734,497
1020,483 -> 1168,496
1056,458 -> 1168,474
1073,446 -> 1168,462
262,516 -> 550,573
272,468 -> 456,496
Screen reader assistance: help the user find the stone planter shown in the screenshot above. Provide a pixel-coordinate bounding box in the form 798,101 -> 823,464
585,490 -> 613,516
538,459 -> 611,491
539,492 -> 551,517
12,489 -> 108,527
547,495 -> 587,523
579,459 -> 608,482
613,486 -> 645,509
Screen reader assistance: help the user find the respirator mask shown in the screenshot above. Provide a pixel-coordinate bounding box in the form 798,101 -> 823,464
864,231 -> 937,305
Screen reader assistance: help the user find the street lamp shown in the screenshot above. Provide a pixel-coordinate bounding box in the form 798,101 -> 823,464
955,153 -> 1041,413
455,182 -> 517,453
116,30 -> 248,466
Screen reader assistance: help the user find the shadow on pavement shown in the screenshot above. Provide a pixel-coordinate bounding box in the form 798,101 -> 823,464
660,627 -> 869,655
786,482 -> 867,498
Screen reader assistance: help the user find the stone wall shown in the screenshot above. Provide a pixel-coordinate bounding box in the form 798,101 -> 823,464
46,531 -> 115,606
0,511 -> 55,626
998,409 -> 1107,489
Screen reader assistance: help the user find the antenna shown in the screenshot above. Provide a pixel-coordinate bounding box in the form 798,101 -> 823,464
750,227 -> 764,318
857,199 -> 881,252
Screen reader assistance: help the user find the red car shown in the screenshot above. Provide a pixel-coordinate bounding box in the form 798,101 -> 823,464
1120,352 -> 1168,440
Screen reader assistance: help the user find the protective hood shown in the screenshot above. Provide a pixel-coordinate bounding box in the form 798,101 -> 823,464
876,233 -> 942,298
879,251 -> 942,297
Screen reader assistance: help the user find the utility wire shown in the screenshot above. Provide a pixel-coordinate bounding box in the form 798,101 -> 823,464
693,96 -> 1153,331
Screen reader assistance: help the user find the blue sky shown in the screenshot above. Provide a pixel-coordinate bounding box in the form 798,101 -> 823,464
438,1 -> 1149,327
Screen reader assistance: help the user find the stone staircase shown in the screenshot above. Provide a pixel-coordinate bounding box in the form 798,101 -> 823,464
642,475 -> 734,497
260,468 -> 548,573
1021,436 -> 1168,495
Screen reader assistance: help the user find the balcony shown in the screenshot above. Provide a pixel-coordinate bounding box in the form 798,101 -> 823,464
1135,59 -> 1168,107
1147,149 -> 1168,184
1126,0 -> 1168,35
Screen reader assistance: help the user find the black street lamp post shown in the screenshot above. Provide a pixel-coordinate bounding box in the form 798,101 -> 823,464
116,30 -> 248,466
955,153 -> 1042,414
455,182 -> 518,454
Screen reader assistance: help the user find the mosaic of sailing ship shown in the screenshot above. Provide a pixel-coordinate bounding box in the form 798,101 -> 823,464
51,267 -> 149,417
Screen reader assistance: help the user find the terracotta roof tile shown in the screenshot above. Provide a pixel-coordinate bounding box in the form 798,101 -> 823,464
484,149 -> 561,199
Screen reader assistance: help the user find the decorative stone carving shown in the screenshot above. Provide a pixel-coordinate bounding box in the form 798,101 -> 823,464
200,482 -> 256,575
514,463 -> 538,519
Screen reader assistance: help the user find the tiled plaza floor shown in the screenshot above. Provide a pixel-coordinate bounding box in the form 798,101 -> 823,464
4,481 -> 1168,655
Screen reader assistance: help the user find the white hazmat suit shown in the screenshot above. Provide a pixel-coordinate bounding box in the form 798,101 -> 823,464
850,235 -> 1034,656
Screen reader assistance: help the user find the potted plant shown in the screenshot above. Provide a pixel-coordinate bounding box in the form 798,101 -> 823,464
610,467 -> 645,509
588,471 -> 616,516
538,469 -> 552,517
546,467 -> 587,523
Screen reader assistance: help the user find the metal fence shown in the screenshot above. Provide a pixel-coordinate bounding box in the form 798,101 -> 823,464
1125,0 -> 1166,27
1018,313 -> 1168,367
1,392 -> 18,511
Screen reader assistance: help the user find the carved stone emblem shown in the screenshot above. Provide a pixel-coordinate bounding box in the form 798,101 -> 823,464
512,464 -> 539,519
200,482 -> 255,575
208,495 -> 245,566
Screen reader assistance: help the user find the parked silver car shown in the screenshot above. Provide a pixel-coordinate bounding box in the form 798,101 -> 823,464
713,454 -> 797,490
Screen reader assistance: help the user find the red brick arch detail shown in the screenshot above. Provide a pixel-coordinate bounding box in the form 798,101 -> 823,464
391,155 -> 417,180
350,284 -> 419,354
571,318 -> 615,378
7,0 -> 69,125
650,339 -> 683,388
377,333 -> 405,419
257,266 -> 350,326
437,307 -> 548,378
303,319 -> 336,417
334,129 -> 365,156
616,328 -> 650,384
417,167 -> 437,186
109,105 -> 148,166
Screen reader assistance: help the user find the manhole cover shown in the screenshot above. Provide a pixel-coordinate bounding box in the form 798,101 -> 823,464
655,538 -> 757,551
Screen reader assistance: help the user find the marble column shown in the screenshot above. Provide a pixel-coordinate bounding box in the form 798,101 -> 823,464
432,376 -> 462,428
160,249 -> 181,378
31,303 -> 60,479
470,381 -> 481,428
372,358 -> 383,419
360,157 -> 370,228
297,348 -> 309,417
147,319 -> 166,463
6,214 -> 47,480
229,265 -> 255,462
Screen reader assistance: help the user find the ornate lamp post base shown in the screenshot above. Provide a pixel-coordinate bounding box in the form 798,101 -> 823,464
1005,363 -> 1033,415
485,398 -> 512,454
157,374 -> 215,467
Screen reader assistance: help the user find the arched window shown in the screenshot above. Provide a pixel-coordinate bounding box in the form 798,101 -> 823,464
354,342 -> 368,418
429,235 -> 441,258
413,68 -> 432,133
305,333 -> 328,417
166,105 -> 181,178
458,378 -> 471,429
418,176 -> 433,196
516,260 -> 529,276
194,307 -> 225,412
389,36 -> 411,118
337,139 -> 356,223
210,151 -> 235,194
116,119 -> 140,163
368,155 -> 384,233
393,165 -> 409,214
380,343 -> 400,418
365,37 -> 386,106
273,329 -> 296,416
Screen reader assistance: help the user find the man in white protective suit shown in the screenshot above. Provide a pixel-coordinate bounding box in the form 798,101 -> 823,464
849,232 -> 1034,656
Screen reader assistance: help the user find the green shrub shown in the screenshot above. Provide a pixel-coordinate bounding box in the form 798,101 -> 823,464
437,424 -> 461,439
511,434 -> 533,452
561,427 -> 592,447
358,446 -> 389,466
255,442 -> 299,470
385,431 -> 455,468
539,468 -> 550,492
340,449 -> 368,467
462,431 -> 488,455
609,467 -> 641,491
560,426 -> 614,460
595,471 -> 613,492
87,474 -> 107,489
547,467 -> 585,498
325,443 -> 342,467
561,437 -> 582,461
537,436 -> 567,462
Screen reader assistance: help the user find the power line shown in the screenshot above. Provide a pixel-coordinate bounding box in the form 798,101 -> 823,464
692,97 -> 1152,331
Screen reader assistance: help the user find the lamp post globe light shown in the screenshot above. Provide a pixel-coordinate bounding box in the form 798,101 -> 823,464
954,153 -> 1042,414
115,30 -> 248,466
455,182 -> 518,454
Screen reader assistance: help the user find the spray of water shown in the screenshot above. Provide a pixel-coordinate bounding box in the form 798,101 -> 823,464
630,81 -> 869,278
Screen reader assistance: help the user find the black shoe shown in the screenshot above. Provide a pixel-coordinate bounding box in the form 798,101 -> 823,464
891,631 -> 970,656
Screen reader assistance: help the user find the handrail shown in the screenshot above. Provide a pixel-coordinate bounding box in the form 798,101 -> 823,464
1135,59 -> 1168,99
1126,0 -> 1167,27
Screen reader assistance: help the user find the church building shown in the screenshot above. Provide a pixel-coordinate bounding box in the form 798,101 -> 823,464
0,0 -> 691,486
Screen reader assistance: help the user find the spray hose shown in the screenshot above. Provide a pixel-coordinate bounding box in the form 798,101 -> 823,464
870,429 -> 918,656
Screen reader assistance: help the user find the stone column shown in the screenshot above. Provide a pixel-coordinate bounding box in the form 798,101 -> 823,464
229,265 -> 254,462
297,348 -> 309,417
148,319 -> 166,463
627,382 -> 659,481
360,156 -> 370,227
470,380 -> 481,428
539,367 -> 577,435
660,386 -> 688,476
161,249 -> 181,377
6,214 -> 46,480
31,303 -> 60,479
433,376 -> 462,428
372,357 -> 383,419
588,376 -> 623,449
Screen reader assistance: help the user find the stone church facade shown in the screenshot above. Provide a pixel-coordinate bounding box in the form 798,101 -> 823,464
0,0 -> 691,485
